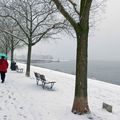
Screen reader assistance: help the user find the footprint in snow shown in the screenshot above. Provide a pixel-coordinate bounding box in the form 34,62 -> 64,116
3,115 -> 7,120
13,98 -> 16,101
4,100 -> 7,103
19,106 -> 24,109
1,91 -> 4,94
18,113 -> 27,118
8,95 -> 11,99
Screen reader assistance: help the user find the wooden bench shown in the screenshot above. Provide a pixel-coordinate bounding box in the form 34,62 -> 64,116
16,65 -> 23,73
34,72 -> 56,89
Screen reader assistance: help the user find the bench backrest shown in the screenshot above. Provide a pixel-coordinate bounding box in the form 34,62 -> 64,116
40,74 -> 46,81
34,72 -> 41,80
34,72 -> 46,81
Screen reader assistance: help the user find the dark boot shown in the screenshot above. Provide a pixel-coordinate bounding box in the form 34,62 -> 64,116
1,80 -> 4,83
1,72 -> 5,83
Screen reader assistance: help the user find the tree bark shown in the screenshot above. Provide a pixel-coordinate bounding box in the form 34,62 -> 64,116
72,29 -> 89,114
26,42 -> 32,77
72,0 -> 92,114
10,40 -> 14,62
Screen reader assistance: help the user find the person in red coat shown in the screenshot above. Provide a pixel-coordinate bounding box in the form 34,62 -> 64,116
0,56 -> 9,83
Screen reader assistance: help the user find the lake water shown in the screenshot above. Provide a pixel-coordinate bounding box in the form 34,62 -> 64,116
88,60 -> 120,85
19,60 -> 120,85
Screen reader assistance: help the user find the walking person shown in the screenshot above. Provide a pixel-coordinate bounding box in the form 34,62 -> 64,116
0,56 -> 9,83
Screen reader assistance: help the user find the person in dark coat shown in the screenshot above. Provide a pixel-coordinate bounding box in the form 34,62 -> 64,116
0,56 -> 9,83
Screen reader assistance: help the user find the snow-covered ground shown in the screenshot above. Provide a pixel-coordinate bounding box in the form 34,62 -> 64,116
0,62 -> 120,120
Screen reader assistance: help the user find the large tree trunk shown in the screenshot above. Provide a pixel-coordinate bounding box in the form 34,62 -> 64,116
72,30 -> 89,114
72,0 -> 92,114
26,43 -> 32,77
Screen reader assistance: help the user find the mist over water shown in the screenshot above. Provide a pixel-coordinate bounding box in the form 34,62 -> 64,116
19,59 -> 120,86
31,60 -> 76,75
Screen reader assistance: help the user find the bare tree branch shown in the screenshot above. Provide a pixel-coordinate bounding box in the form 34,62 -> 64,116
51,0 -> 77,28
0,28 -> 28,45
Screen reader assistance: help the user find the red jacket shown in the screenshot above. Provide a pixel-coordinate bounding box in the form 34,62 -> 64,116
0,59 -> 9,73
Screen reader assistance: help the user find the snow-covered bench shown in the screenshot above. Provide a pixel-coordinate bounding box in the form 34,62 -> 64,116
16,65 -> 24,73
34,72 -> 56,89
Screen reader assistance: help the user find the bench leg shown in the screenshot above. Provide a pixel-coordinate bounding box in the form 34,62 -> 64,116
16,69 -> 23,73
36,80 -> 39,85
50,83 -> 55,89
42,82 -> 45,89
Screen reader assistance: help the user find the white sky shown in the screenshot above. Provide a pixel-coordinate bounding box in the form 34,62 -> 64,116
88,0 -> 120,61
32,33 -> 76,60
16,0 -> 120,61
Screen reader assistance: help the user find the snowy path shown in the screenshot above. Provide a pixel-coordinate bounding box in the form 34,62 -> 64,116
0,68 -> 76,120
0,75 -> 36,120
0,64 -> 120,120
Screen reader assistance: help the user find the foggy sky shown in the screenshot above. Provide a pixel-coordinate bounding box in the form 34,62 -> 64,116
88,0 -> 120,61
15,0 -> 120,61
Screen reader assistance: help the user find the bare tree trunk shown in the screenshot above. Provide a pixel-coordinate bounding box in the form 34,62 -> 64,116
10,41 -> 14,62
26,43 -> 32,77
5,46 -> 8,55
72,30 -> 89,114
72,0 -> 92,114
